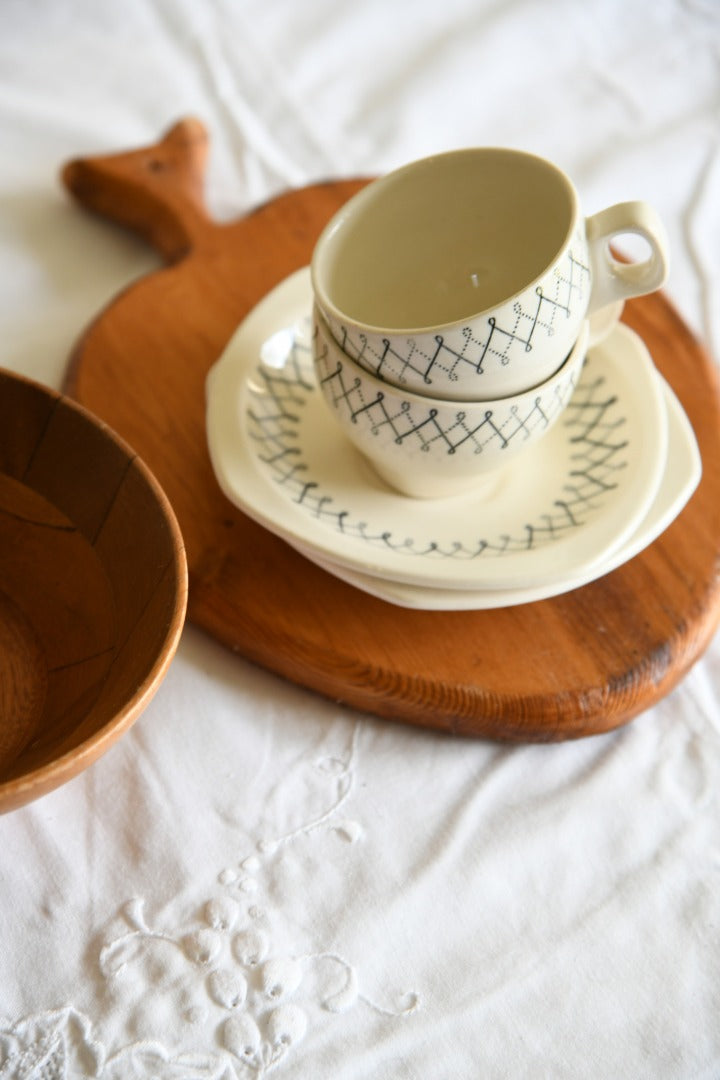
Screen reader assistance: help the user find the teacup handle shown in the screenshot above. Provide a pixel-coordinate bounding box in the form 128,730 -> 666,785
586,200 -> 669,315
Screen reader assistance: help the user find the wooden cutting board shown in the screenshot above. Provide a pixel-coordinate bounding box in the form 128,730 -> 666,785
62,118 -> 720,741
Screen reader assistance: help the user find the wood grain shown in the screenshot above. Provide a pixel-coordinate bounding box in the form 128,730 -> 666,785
62,119 -> 720,741
0,368 -> 187,813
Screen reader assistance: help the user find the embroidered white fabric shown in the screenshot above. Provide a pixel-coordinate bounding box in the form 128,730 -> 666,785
1,1 -> 720,1076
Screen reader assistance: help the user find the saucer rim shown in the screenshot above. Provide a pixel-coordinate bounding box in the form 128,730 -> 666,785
290,376 -> 701,609
206,268 -> 669,593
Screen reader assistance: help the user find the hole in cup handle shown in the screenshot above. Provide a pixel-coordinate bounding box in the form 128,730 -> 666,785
586,200 -> 670,315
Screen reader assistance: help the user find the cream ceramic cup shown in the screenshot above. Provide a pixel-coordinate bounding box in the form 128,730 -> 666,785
312,304 -> 589,499
311,148 -> 668,401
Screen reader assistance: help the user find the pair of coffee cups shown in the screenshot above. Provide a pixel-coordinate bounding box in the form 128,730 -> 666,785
310,148 -> 669,498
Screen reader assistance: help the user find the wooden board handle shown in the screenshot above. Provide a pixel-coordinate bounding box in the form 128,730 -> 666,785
61,117 -> 215,262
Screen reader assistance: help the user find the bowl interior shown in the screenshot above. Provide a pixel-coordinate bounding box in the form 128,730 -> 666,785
0,369 -> 187,813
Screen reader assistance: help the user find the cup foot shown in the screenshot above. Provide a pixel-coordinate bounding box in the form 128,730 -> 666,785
366,455 -> 509,500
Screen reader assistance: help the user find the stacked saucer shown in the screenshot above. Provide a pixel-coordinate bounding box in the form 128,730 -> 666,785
205,268 -> 701,610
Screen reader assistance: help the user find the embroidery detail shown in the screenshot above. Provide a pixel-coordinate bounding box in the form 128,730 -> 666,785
0,1008 -> 105,1079
3,723 -> 418,1079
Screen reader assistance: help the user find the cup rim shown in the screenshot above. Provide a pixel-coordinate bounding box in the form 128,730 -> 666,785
311,147 -> 581,338
313,304 -> 589,412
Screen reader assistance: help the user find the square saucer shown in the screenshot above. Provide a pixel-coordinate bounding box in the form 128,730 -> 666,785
206,269 -> 670,594
292,375 -> 699,608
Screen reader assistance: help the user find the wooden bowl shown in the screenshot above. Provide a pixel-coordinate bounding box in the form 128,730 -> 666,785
0,367 -> 187,812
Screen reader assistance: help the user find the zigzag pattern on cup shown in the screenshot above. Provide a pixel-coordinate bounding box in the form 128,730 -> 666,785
247,325 -> 628,560
315,355 -> 575,457
326,248 -> 590,388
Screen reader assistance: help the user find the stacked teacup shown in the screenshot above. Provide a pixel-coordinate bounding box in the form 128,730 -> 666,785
310,148 -> 669,498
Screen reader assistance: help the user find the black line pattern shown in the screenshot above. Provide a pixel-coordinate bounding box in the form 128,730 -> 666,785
313,343 -> 576,458
325,244 -> 590,389
247,323 -> 629,561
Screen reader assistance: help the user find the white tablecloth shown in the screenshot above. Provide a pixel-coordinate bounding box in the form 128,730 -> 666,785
2,2 -> 720,1076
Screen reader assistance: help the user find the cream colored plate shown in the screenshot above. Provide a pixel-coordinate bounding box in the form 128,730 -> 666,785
206,269 -> 669,593
292,377 -> 700,608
